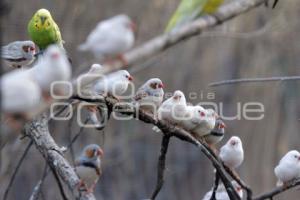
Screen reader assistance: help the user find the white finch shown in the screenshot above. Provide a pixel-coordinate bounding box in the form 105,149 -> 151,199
274,150 -> 300,186
133,78 -> 164,113
191,108 -> 218,138
1,76 -> 41,115
2,40 -> 36,68
181,105 -> 207,131
1,45 -> 71,102
219,136 -> 244,169
202,181 -> 243,200
92,70 -> 133,98
78,14 -> 136,63
30,44 -> 72,94
157,90 -> 187,124
203,119 -> 226,146
75,144 -> 104,193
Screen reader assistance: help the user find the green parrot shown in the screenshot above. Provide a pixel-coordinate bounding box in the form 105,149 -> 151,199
165,0 -> 225,32
28,8 -> 64,50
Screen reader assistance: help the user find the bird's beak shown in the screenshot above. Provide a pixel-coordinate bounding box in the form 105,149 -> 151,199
97,149 -> 104,158
158,83 -> 164,88
40,16 -> 47,25
219,122 -> 226,129
51,52 -> 60,59
128,76 -> 133,81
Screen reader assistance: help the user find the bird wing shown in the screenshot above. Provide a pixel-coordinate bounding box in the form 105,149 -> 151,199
87,22 -> 131,55
165,0 -> 208,32
1,43 -> 24,59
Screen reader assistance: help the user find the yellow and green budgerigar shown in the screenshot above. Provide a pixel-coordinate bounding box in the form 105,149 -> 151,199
28,8 -> 64,50
165,0 -> 225,32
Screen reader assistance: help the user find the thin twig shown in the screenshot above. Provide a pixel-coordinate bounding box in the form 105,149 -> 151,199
29,163 -> 49,200
3,140 -> 33,200
210,172 -> 220,200
253,178 -> 300,200
209,76 -> 300,87
151,135 -> 171,200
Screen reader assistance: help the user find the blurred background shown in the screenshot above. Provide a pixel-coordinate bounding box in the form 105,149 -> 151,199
1,0 -> 300,199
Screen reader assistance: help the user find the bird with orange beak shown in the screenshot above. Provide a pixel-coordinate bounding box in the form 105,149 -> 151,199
219,136 -> 244,169
157,90 -> 187,124
134,78 -> 164,114
75,144 -> 104,193
203,119 -> 226,147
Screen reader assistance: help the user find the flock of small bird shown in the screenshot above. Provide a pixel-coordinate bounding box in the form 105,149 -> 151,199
1,0 -> 295,199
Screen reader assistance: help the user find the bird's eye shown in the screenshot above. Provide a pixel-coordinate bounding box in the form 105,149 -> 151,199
47,22 -> 50,26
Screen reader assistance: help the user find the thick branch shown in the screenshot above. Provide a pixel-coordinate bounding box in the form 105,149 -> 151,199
151,135 -> 171,200
24,113 -> 95,200
209,76 -> 300,87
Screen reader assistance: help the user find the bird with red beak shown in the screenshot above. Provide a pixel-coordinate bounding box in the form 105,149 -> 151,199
75,144 -> 104,193
219,136 -> 244,169
134,78 -> 164,114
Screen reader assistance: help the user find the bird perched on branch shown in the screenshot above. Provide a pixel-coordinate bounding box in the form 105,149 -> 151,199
274,150 -> 300,187
165,0 -> 225,32
219,136 -> 244,169
75,144 -> 104,193
203,118 -> 225,146
133,78 -> 164,114
2,45 -> 71,99
181,105 -> 207,131
202,181 -> 243,200
28,8 -> 64,50
78,14 -> 136,65
158,90 -> 187,124
191,108 -> 218,139
92,70 -> 133,99
1,40 -> 36,68
29,45 -> 71,96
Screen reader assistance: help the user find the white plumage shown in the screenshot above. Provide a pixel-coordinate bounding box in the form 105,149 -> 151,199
180,105 -> 207,131
78,14 -> 135,60
1,76 -> 41,113
158,90 -> 187,124
219,136 -> 244,169
191,108 -> 218,138
92,70 -> 133,97
274,150 -> 300,186
2,40 -> 36,68
134,78 -> 164,113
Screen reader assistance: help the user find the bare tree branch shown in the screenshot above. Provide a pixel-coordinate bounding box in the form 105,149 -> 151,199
24,113 -> 96,200
253,178 -> 300,200
209,76 -> 300,87
151,135 -> 171,200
